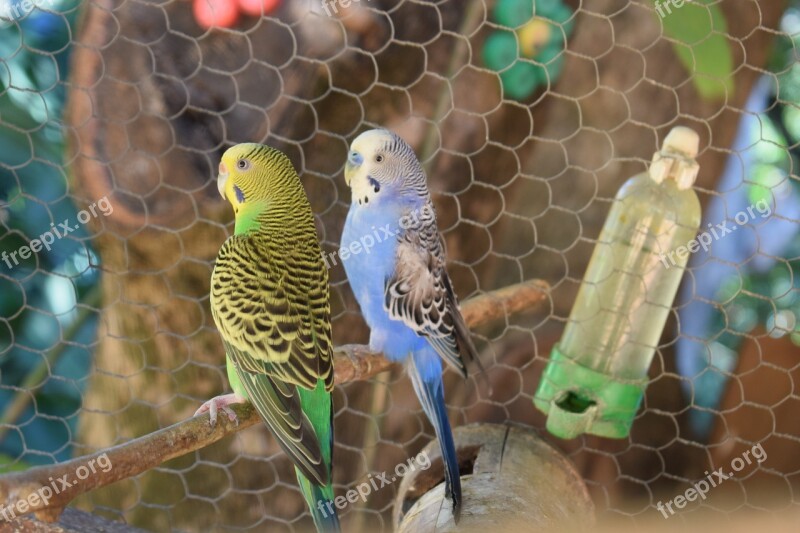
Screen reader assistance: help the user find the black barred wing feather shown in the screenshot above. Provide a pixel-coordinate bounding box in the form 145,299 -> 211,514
384,205 -> 480,377
210,234 -> 333,485
211,235 -> 334,392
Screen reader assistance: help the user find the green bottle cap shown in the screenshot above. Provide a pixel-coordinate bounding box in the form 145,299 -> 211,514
534,345 -> 647,439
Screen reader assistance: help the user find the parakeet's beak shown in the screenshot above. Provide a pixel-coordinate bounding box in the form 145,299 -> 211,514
217,162 -> 229,199
344,151 -> 363,187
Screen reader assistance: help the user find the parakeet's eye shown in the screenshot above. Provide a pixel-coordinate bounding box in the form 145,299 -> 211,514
236,159 -> 250,170
375,155 -> 384,163
234,185 -> 245,203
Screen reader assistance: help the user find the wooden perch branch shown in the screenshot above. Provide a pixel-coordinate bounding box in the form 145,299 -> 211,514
0,279 -> 549,523
333,278 -> 549,382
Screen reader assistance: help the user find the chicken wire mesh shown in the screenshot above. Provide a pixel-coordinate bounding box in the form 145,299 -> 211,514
1,0 -> 800,531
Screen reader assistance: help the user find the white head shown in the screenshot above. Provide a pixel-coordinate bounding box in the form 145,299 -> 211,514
344,129 -> 427,206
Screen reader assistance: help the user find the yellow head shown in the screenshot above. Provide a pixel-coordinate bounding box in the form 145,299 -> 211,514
217,143 -> 309,233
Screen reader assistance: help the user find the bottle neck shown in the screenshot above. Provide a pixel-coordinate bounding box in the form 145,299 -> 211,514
648,150 -> 699,190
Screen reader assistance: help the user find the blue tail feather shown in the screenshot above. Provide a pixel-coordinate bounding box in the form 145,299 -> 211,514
409,349 -> 462,522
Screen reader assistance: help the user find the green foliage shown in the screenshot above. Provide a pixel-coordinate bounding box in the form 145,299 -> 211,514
0,453 -> 30,474
655,0 -> 735,100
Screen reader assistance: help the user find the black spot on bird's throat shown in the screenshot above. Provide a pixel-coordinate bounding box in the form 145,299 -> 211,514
364,196 -> 369,203
368,176 -> 381,193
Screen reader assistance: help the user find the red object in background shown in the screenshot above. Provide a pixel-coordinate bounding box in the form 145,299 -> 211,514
193,0 -> 239,29
237,0 -> 281,17
192,0 -> 281,29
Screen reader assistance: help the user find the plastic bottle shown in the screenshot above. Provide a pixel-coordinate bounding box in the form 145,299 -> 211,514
534,126 -> 702,439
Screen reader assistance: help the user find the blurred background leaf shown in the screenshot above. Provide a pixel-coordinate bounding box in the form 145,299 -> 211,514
655,0 -> 734,100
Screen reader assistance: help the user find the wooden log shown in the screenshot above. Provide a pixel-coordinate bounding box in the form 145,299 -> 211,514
393,423 -> 594,531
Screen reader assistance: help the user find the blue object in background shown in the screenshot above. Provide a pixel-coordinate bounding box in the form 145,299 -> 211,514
676,75 -> 800,439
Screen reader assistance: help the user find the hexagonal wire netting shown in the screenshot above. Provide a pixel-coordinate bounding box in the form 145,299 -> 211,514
1,0 -> 800,531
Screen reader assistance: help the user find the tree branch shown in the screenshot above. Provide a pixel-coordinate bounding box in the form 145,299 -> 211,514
0,279 -> 549,523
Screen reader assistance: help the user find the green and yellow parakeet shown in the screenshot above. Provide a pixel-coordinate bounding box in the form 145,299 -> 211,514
195,143 -> 340,532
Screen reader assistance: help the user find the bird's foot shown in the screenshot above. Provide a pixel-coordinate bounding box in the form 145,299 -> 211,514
195,393 -> 245,427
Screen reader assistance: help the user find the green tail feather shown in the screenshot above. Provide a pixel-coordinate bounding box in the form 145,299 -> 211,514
297,379 -> 339,532
297,468 -> 340,533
